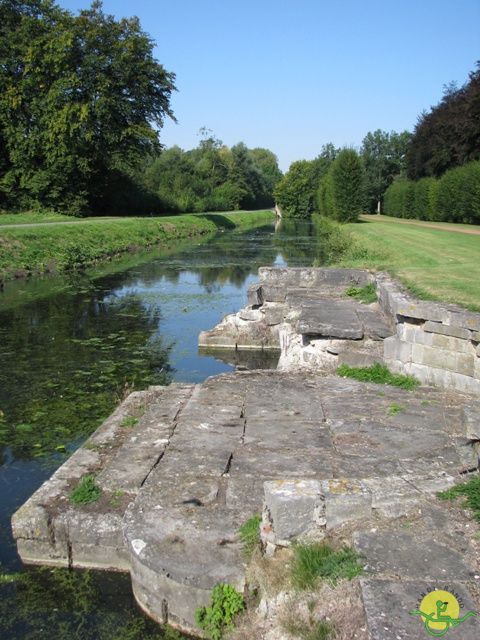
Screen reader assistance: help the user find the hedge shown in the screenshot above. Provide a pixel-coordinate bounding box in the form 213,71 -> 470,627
383,160 -> 480,223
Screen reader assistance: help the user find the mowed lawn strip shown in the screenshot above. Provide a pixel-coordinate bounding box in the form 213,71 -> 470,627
340,218 -> 480,310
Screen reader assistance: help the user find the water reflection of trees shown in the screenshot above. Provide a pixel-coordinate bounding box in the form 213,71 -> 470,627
0,567 -> 185,640
0,293 -> 172,462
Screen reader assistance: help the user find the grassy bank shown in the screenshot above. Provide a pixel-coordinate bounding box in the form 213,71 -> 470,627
0,210 -> 274,280
325,216 -> 480,310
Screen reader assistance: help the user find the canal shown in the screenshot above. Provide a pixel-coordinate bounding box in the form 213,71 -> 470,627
0,220 -> 322,639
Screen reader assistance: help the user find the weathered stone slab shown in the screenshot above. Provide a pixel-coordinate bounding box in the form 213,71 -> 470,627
297,300 -> 364,338
247,283 -> 263,307
424,320 -> 472,340
354,531 -> 475,580
356,307 -> 393,340
463,402 -> 480,440
263,304 -> 286,326
263,479 -> 323,543
360,579 -> 480,640
323,478 -> 371,529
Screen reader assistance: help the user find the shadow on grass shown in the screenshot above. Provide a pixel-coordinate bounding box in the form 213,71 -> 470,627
201,213 -> 237,229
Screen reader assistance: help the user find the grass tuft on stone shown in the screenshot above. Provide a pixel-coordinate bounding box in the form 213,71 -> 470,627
290,542 -> 363,590
69,474 -> 102,505
120,416 -> 139,428
387,402 -> 404,416
238,514 -> 262,559
337,362 -> 419,390
344,283 -> 377,304
437,475 -> 480,521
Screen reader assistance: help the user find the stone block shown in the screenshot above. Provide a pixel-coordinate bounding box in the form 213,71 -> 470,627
261,285 -> 286,303
238,307 -> 263,321
472,331 -> 480,342
297,300 -> 363,338
356,308 -> 392,340
429,332 -> 474,354
338,350 -> 383,368
446,309 -> 480,331
247,283 -> 263,307
362,477 -> 420,518
418,345 -> 457,372
463,403 -> 480,440
263,479 -> 323,543
395,300 -> 448,323
455,353 -> 475,377
264,305 -> 286,326
322,479 -> 371,529
424,320 -> 471,340
386,338 -> 412,363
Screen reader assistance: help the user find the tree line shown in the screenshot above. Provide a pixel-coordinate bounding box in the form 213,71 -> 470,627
276,62 -> 479,223
274,131 -> 411,222
144,131 -> 282,213
0,1 -> 282,216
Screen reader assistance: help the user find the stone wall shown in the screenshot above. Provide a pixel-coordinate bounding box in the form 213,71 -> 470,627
378,274 -> 480,394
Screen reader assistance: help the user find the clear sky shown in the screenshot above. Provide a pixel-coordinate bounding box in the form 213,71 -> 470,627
58,0 -> 479,171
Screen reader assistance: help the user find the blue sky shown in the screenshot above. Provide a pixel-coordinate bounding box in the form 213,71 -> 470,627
58,0 -> 479,171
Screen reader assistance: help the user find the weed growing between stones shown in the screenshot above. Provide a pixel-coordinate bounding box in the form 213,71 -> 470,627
69,474 -> 102,505
437,475 -> 480,521
120,416 -> 139,428
109,489 -> 125,508
336,363 -> 419,390
387,403 -> 404,416
195,583 -> 244,640
344,283 -> 377,304
290,543 -> 363,591
238,515 -> 262,559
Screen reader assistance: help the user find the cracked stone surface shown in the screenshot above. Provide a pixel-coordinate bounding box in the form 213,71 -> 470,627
12,369 -> 480,634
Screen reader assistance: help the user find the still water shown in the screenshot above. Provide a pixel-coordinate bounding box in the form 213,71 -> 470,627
0,220 -> 322,639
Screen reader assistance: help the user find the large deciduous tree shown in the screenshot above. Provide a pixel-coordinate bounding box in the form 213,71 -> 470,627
274,145 -> 337,218
0,0 -> 176,214
360,130 -> 411,213
406,63 -> 480,180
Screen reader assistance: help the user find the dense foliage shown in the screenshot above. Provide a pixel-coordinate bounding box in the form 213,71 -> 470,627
274,144 -> 337,218
360,130 -> 411,212
317,149 -> 365,222
383,160 -> 480,223
0,0 -> 176,215
145,133 -> 282,213
407,63 -> 480,179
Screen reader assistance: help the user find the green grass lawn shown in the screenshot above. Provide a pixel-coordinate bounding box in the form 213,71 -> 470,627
0,211 -> 77,225
0,210 -> 274,279
340,217 -> 480,310
360,214 -> 480,233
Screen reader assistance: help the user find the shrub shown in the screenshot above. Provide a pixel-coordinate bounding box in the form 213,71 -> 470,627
195,583 -> 244,640
414,177 -> 436,219
384,178 -> 409,217
329,149 -> 365,222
